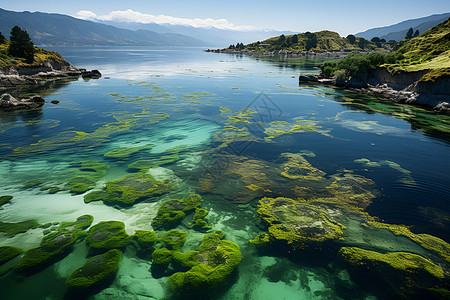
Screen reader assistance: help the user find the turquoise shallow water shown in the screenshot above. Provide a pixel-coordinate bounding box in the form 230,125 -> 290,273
0,47 -> 449,299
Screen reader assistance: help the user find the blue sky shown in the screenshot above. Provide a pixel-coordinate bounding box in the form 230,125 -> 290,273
1,0 -> 449,35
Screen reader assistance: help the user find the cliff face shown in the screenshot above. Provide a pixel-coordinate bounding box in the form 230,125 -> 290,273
368,68 -> 428,89
412,75 -> 450,95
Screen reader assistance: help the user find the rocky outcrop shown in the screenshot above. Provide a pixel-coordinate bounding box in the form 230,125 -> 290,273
0,93 -> 45,110
0,58 -> 101,88
299,68 -> 450,114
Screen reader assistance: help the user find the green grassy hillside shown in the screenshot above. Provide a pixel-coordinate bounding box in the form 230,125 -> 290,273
390,17 -> 450,73
319,18 -> 450,81
0,41 -> 64,69
244,30 -> 387,52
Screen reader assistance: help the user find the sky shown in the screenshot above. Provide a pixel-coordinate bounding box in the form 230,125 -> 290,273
1,0 -> 449,35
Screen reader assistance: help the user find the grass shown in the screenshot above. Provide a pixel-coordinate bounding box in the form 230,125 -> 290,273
0,42 -> 64,69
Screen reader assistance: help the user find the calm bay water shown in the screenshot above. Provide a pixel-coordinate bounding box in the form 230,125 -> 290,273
0,47 -> 449,299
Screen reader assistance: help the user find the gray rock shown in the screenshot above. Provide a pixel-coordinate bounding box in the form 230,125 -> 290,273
81,69 -> 102,79
433,102 -> 450,115
0,93 -> 45,111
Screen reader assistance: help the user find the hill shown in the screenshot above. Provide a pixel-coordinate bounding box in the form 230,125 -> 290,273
356,13 -> 450,42
0,8 -> 207,46
244,30 -> 387,52
389,17 -> 450,73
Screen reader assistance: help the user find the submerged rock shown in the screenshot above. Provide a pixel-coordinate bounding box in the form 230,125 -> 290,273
0,246 -> 23,266
81,69 -> 102,79
252,197 -> 345,250
0,93 -> 45,111
132,230 -> 158,250
84,172 -> 171,207
86,221 -> 129,252
168,230 -> 241,295
15,215 -> 92,275
151,194 -> 203,229
339,247 -> 449,299
66,249 -> 121,291
0,195 -> 13,207
0,220 -> 40,237
159,230 -> 188,251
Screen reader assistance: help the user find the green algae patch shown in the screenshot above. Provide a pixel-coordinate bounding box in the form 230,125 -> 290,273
152,194 -> 202,229
254,197 -> 345,250
0,246 -> 23,265
160,230 -> 188,250
104,144 -> 152,159
168,230 -> 242,295
132,230 -> 158,255
280,152 -> 326,181
67,176 -> 97,194
66,249 -> 122,290
84,172 -> 171,207
23,179 -> 44,189
16,217 -> 88,275
0,195 -> 13,207
193,208 -> 213,231
59,215 -> 94,232
264,120 -> 323,142
0,220 -> 40,237
12,110 -> 169,157
367,221 -> 450,263
339,247 -> 448,299
198,155 -> 276,204
86,221 -> 129,252
152,248 -> 174,267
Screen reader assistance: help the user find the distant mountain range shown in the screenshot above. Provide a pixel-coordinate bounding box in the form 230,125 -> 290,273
97,20 -> 294,47
0,8 -> 292,47
0,8 -> 206,46
356,12 -> 450,41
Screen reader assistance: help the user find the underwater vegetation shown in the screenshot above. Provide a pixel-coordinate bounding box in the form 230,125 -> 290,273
66,249 -> 122,291
251,197 -> 345,250
86,221 -> 129,253
339,247 -> 449,299
84,172 -> 171,207
16,215 -> 93,275
152,194 -> 211,230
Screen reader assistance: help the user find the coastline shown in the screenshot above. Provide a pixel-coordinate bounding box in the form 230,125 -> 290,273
299,69 -> 450,115
0,57 -> 101,110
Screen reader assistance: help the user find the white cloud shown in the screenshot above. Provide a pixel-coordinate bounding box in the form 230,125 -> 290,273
75,9 -> 255,31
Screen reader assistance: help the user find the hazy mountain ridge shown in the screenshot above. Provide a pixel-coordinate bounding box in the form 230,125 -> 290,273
356,12 -> 450,41
0,8 -> 207,46
95,20 -> 294,46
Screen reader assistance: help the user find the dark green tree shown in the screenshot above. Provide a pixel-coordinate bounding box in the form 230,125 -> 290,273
414,29 -> 420,37
8,26 -> 35,63
380,38 -> 386,43
291,34 -> 299,44
304,32 -> 317,50
0,32 -> 6,44
277,34 -> 286,45
371,37 -> 381,47
346,34 -> 356,44
357,38 -> 367,49
405,28 -> 414,39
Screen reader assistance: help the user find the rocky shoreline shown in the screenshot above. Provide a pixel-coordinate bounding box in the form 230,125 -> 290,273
0,58 -> 101,110
299,69 -> 450,115
204,48 -> 365,57
0,57 -> 101,88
